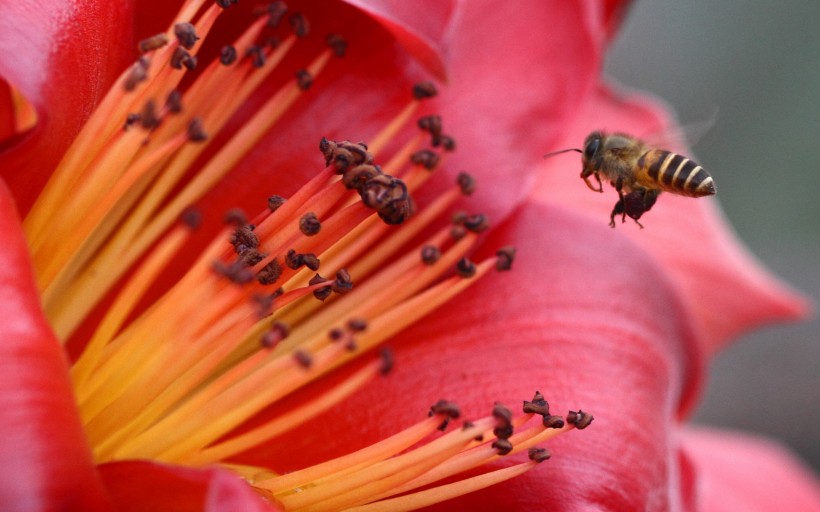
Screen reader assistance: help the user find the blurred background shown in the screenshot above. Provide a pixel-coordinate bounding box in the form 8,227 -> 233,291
605,1 -> 820,471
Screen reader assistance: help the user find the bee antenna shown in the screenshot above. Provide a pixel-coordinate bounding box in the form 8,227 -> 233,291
543,148 -> 583,159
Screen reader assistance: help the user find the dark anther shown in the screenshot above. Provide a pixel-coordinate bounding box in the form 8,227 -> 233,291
289,12 -> 310,38
492,403 -> 514,440
450,225 -> 467,240
451,211 -> 468,225
295,69 -> 313,90
187,117 -> 208,141
239,249 -> 266,266
361,175 -> 402,210
326,34 -> 347,57
495,246 -> 516,271
174,22 -> 200,50
293,349 -> 313,368
124,113 -> 141,129
409,149 -> 440,170
347,318 -> 367,332
257,259 -> 283,285
362,176 -> 413,223
166,90 -> 183,114
379,348 -> 394,375
171,47 -> 196,70
417,115 -> 443,136
140,100 -> 159,130
429,400 -> 461,421
309,274 -> 332,301
180,207 -> 202,229
464,213 -> 489,233
412,81 -> 438,100
260,330 -> 283,349
378,195 -> 415,225
265,36 -> 282,49
138,33 -> 169,53
285,249 -> 304,269
246,45 -> 265,68
213,260 -> 255,284
522,390 -> 550,416
264,1 -> 288,28
342,164 -> 382,191
543,415 -> 565,429
299,212 -> 321,236
456,258 -> 477,278
299,253 -> 319,271
124,57 -> 150,91
252,293 -> 276,318
230,225 -> 260,255
268,195 -> 286,212
270,320 -> 290,339
220,45 -> 238,65
492,438 -> 513,455
332,269 -> 353,294
420,245 -> 441,265
320,139 -> 373,171
215,0 -> 240,8
457,172 -> 476,196
567,410 -> 594,430
328,327 -> 344,341
434,134 -> 456,151
528,447 -> 551,463
224,208 -> 248,226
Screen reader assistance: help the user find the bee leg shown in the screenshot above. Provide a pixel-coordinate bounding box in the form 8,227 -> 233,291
614,177 -> 627,224
582,172 -> 604,193
610,199 -> 624,228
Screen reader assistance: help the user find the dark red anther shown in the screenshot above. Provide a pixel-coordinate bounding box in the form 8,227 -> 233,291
495,246 -> 516,271
173,22 -> 199,50
412,81 -> 438,99
138,33 -> 169,53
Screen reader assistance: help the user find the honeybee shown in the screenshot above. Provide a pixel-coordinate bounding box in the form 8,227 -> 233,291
547,131 -> 716,228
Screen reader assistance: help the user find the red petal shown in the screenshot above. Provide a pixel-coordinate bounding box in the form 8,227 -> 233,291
247,201 -> 702,510
536,82 -> 809,354
0,181 -> 109,511
98,460 -> 278,512
342,0 -> 455,80
679,426 -> 820,511
0,0 -> 135,214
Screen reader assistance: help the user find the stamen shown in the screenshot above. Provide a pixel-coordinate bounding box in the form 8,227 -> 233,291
138,33 -> 170,53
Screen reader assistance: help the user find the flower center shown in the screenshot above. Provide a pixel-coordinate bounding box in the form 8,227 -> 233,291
19,0 -> 593,509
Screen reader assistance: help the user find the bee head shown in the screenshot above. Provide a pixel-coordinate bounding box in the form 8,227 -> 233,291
580,131 -> 604,178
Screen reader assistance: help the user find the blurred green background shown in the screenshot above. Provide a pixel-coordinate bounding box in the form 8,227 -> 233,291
605,1 -> 820,471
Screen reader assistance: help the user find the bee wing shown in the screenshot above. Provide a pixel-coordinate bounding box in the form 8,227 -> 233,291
642,105 -> 719,152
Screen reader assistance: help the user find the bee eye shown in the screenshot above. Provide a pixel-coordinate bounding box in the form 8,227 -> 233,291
584,138 -> 600,159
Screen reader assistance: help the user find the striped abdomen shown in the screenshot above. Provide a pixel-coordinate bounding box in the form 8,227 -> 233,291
638,150 -> 716,197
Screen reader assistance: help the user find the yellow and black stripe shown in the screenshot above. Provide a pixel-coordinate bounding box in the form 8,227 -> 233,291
641,150 -> 715,197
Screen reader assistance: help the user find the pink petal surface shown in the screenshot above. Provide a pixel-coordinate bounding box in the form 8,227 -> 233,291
0,0 -> 135,213
242,200 -> 702,510
98,460 -> 276,512
0,182 -> 110,511
534,82 -> 808,354
342,0 -> 456,80
679,426 -> 820,511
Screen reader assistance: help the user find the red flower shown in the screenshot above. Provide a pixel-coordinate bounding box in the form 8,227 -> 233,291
0,0 -> 816,510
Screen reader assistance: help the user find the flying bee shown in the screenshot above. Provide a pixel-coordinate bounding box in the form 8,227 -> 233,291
546,131 -> 716,228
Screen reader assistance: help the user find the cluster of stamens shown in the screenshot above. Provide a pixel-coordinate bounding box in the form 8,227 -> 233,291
11,0 -> 596,509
